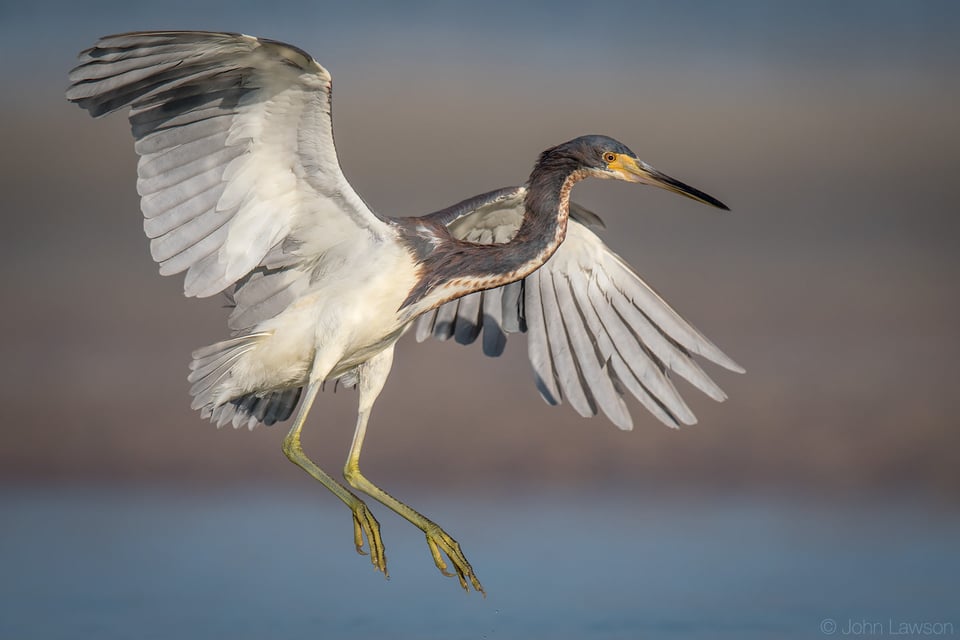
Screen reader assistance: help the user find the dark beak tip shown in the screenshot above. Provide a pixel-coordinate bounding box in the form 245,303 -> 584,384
698,191 -> 729,211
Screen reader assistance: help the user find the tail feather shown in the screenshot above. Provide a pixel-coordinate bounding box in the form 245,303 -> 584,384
188,332 -> 301,430
204,387 -> 302,430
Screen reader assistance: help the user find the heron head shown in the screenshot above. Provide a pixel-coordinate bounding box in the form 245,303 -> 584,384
559,134 -> 729,211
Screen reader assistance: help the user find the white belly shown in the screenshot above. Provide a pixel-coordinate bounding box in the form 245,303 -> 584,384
227,244 -> 420,394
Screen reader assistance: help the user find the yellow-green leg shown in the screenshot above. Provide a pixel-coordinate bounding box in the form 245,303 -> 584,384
343,347 -> 484,594
282,378 -> 387,576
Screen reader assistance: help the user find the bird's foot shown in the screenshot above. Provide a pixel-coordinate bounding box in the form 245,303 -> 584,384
350,500 -> 388,576
423,524 -> 484,595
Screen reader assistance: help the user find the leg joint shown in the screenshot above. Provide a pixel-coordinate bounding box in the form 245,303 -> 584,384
281,434 -> 302,460
343,461 -> 361,487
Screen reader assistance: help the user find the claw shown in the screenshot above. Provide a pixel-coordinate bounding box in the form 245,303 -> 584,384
350,501 -> 388,577
423,526 -> 484,595
352,517 -> 368,555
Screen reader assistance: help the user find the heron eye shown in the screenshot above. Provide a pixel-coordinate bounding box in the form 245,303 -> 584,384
603,152 -> 617,164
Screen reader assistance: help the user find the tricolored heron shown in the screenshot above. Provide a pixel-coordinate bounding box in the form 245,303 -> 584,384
67,31 -> 743,594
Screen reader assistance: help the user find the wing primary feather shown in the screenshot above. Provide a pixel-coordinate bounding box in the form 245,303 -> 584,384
523,272 -> 561,405
586,277 -> 696,424
608,354 -> 682,429
566,268 -> 688,428
597,267 -> 728,401
539,272 -> 596,417
554,274 -> 631,428
607,254 -> 744,373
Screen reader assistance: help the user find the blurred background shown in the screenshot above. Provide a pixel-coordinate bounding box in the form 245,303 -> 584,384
1,1 -> 958,638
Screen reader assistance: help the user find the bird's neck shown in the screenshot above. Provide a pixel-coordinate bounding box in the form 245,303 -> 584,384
515,156 -> 587,264
399,156 -> 586,317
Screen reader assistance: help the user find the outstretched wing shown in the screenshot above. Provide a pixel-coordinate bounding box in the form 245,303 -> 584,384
67,31 -> 391,303
415,187 -> 744,430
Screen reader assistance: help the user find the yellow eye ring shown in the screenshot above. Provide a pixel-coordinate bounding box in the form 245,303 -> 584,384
603,152 -> 617,164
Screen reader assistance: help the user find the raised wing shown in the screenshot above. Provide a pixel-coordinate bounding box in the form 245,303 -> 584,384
67,31 -> 391,300
415,187 -> 744,430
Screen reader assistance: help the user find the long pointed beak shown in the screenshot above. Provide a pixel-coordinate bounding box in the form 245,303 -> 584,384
614,156 -> 729,210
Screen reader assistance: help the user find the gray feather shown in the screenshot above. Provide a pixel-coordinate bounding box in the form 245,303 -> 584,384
229,267 -> 311,330
585,277 -> 695,424
156,222 -> 228,276
500,281 -> 524,333
481,288 -> 508,357
608,353 -> 682,429
454,293 -> 482,345
554,274 -> 632,429
142,186 -> 223,238
568,202 -> 606,229
150,206 -> 233,263
539,271 -> 596,417
137,133 -> 237,185
133,111 -> 234,151
432,300 -> 459,341
415,310 -> 438,343
523,272 -> 561,405
607,255 -> 743,373
597,268 -> 727,401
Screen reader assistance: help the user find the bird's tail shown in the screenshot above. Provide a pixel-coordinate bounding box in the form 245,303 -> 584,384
188,334 -> 302,430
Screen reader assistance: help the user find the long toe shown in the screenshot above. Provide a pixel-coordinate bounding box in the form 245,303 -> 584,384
424,526 -> 484,595
351,501 -> 388,576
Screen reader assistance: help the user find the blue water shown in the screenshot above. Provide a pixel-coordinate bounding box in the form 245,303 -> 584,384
2,489 -> 958,639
